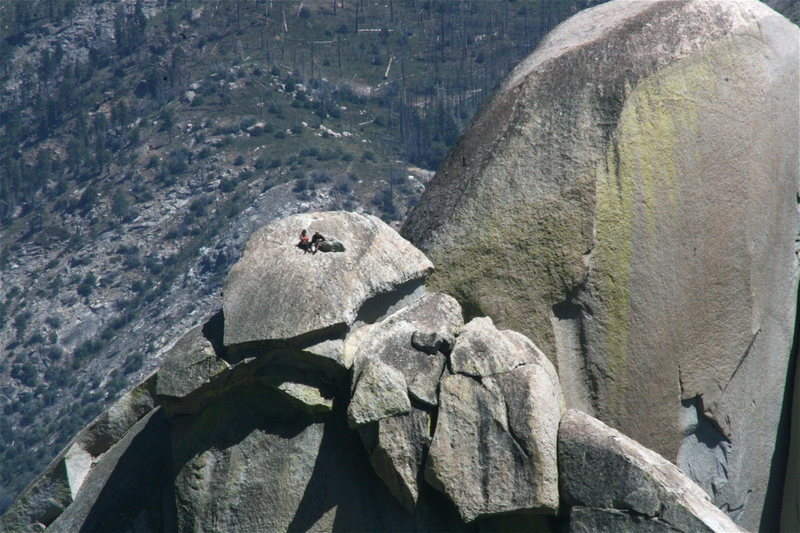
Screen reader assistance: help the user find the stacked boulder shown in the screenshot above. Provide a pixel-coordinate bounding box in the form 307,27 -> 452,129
1,212 -> 745,533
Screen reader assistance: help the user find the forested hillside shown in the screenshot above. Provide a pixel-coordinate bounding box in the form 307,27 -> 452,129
0,0 -> 796,513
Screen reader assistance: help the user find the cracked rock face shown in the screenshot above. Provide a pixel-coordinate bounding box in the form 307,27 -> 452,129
425,317 -> 563,522
155,313 -> 229,413
346,292 -> 462,512
402,0 -> 799,527
351,292 -> 463,407
358,409 -> 432,513
223,211 -> 433,354
347,358 -> 411,427
559,410 -> 746,533
450,317 -> 536,377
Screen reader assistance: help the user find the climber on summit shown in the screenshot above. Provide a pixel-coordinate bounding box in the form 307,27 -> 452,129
298,229 -> 313,253
310,230 -> 326,253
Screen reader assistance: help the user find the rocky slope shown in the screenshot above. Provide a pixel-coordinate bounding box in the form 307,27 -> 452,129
402,0 -> 799,530
1,211 -> 744,533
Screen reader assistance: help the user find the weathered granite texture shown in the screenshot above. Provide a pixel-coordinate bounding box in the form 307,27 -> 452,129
155,312 -> 230,414
3,210 -> 763,533
350,292 -> 463,407
223,211 -> 433,354
348,292 -> 462,511
559,410 -> 746,533
425,317 -> 564,522
402,0 -> 799,527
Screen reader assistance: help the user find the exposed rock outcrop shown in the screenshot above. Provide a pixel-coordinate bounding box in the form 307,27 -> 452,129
402,0 -> 799,528
350,292 -> 463,408
155,312 -> 229,414
223,211 -> 433,357
2,211 -> 757,532
348,358 -> 412,426
426,317 -> 563,522
348,292 -> 462,510
0,375 -> 161,532
559,410 -> 745,533
358,409 -> 432,513
167,384 -> 433,533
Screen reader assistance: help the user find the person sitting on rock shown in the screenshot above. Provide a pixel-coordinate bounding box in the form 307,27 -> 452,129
297,229 -> 313,253
310,230 -> 326,253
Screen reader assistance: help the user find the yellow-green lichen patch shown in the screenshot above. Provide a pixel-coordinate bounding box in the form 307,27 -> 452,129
593,141 -> 634,420
591,48 -> 732,423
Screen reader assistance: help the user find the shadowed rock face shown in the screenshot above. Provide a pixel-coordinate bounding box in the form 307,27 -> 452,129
782,349 -> 800,532
167,384 -> 445,533
402,0 -> 799,527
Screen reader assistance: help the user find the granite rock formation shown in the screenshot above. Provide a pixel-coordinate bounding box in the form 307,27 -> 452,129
425,317 -> 563,522
402,0 -> 800,528
223,211 -> 433,357
559,410 -> 746,533
0,211 -> 748,533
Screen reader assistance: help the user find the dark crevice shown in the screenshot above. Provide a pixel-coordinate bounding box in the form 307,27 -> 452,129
222,322 -> 349,365
353,278 -> 426,326
552,286 -> 599,411
761,283 -> 800,532
201,308 -> 226,358
722,328 -> 760,394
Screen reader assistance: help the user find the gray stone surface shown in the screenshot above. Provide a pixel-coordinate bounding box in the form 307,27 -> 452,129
352,292 -> 463,406
559,410 -> 746,533
569,507 -> 683,533
426,373 -> 525,522
493,360 -> 563,506
402,0 -> 799,527
299,336 -> 347,373
426,331 -> 563,524
47,408 -> 170,533
347,358 -> 411,427
359,409 -> 431,512
450,317 -> 537,377
223,211 -> 433,352
676,397 -> 732,515
169,385 -> 461,533
259,367 -> 335,415
156,313 -> 229,407
342,323 -> 375,370
411,331 -> 451,355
